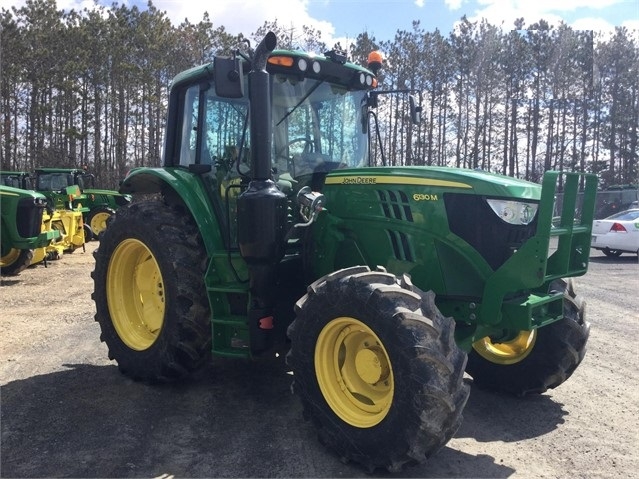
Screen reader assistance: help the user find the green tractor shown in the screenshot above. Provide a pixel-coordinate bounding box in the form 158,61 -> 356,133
1,170 -> 72,262
92,33 -> 597,473
30,174 -> 88,253
32,167 -> 131,240
3,168 -> 92,249
0,185 -> 61,275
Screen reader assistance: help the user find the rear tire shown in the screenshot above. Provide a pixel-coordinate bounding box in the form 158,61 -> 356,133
92,200 -> 211,382
287,266 -> 469,473
0,248 -> 34,276
466,278 -> 589,396
602,248 -> 622,257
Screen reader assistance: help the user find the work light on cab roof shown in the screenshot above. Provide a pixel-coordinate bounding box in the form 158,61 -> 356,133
267,50 -> 377,88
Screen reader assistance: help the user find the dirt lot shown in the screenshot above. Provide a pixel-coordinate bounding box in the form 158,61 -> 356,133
1,240 -> 638,478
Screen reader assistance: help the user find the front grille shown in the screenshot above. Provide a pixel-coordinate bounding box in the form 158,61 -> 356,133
17,198 -> 45,238
444,193 -> 538,270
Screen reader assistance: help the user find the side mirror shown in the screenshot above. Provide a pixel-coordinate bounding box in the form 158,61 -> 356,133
409,94 -> 422,125
214,57 -> 244,98
361,92 -> 378,133
361,104 -> 368,133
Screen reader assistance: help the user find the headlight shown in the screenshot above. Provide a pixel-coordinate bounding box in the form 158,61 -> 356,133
486,199 -> 538,225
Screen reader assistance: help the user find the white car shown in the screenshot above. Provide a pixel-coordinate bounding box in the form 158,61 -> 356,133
591,208 -> 639,257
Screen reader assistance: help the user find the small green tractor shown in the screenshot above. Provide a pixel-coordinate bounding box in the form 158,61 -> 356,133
3,169 -> 90,252
1,170 -> 68,263
92,33 -> 597,472
32,167 -> 131,240
0,185 -> 61,275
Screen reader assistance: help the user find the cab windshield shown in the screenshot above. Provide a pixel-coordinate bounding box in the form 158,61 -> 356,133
271,76 -> 369,179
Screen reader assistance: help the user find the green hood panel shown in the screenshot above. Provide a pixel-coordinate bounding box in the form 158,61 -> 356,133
324,166 -> 542,200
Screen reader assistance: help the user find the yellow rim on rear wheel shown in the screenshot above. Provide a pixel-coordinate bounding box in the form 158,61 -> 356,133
315,317 -> 394,428
107,239 -> 165,351
472,330 -> 537,365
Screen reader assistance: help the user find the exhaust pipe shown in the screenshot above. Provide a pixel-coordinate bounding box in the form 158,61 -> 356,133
237,32 -> 288,355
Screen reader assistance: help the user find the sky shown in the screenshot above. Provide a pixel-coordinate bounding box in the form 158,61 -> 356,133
2,0 -> 638,48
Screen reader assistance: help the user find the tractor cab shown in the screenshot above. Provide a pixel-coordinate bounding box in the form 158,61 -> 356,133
0,171 -> 34,190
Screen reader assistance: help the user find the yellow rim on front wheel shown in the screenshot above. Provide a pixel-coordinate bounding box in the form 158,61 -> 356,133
90,212 -> 112,236
107,239 -> 165,351
472,330 -> 537,365
315,317 -> 394,428
0,248 -> 21,267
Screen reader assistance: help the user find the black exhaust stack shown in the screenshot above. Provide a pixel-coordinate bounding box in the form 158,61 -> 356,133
237,32 -> 288,355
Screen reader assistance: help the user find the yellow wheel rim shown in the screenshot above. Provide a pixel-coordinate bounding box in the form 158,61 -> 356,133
315,317 -> 394,428
472,330 -> 537,365
90,212 -> 112,236
107,239 -> 164,351
1,248 -> 21,267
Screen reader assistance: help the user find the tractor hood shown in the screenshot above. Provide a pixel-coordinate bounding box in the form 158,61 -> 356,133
324,166 -> 542,200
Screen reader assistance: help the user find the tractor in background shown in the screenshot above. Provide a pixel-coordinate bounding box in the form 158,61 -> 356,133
2,169 -> 87,254
32,167 -> 131,240
0,185 -> 61,275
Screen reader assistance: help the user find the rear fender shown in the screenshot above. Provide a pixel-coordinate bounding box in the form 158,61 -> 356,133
119,167 -> 225,255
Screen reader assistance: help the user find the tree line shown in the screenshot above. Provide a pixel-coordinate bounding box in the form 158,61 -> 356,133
1,0 -> 637,190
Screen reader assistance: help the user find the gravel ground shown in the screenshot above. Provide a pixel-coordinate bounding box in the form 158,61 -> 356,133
1,240 -> 638,478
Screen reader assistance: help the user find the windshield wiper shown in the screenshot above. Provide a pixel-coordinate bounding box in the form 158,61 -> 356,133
276,81 -> 324,127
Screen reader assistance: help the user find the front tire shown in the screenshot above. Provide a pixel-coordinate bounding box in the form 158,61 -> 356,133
286,266 -> 469,473
83,223 -> 94,242
92,200 -> 211,382
466,278 -> 589,396
87,206 -> 116,239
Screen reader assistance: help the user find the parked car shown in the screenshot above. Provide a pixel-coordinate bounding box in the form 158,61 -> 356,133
591,208 -> 639,257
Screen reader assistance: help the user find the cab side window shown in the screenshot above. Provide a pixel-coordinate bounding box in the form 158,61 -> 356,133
179,85 -> 200,167
178,85 -> 249,175
203,95 -> 249,176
